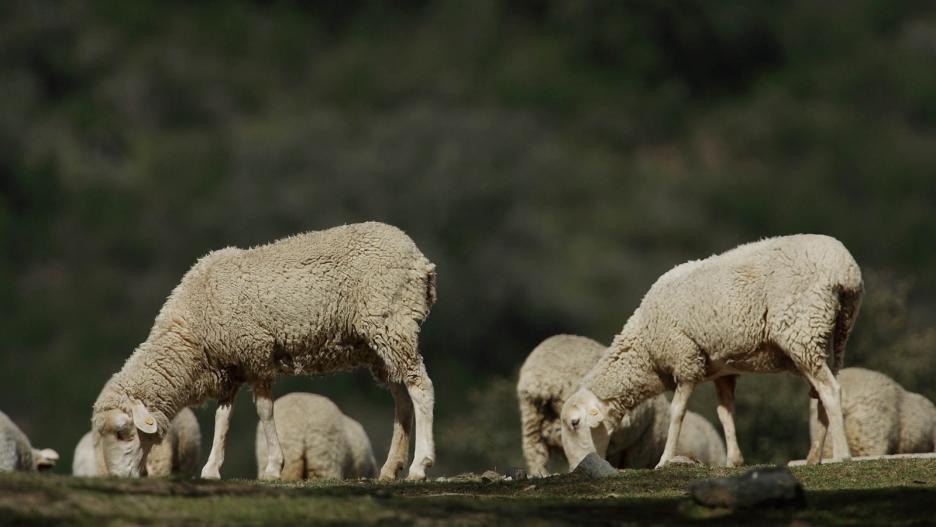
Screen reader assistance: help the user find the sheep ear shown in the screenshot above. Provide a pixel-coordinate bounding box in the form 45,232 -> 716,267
586,406 -> 603,428
132,400 -> 158,434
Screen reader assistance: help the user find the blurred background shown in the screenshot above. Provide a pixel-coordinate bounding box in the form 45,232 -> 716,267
2,0 -> 936,477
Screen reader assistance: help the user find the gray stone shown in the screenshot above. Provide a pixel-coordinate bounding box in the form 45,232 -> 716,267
572,453 -> 619,479
506,468 -> 527,481
690,466 -> 806,509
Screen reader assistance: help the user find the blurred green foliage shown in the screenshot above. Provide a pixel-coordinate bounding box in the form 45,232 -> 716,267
1,0 -> 935,476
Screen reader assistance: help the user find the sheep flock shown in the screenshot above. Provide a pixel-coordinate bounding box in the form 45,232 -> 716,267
2,222 -> 934,490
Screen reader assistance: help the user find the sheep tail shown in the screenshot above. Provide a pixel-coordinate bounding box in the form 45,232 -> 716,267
424,261 -> 437,311
831,284 -> 863,376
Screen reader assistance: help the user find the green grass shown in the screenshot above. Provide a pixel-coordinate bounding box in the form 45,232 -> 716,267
2,459 -> 935,526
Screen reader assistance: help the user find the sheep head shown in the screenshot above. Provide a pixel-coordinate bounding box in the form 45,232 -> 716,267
91,400 -> 163,477
560,388 -> 610,470
32,448 -> 59,471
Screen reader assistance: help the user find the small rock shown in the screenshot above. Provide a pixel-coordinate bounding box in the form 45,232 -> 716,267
506,468 -> 528,481
481,470 -> 505,483
690,466 -> 806,509
572,453 -> 618,479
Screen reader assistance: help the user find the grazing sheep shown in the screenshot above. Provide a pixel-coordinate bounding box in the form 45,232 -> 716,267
0,410 -> 59,472
605,394 -> 726,469
808,367 -> 936,459
518,335 -> 724,475
255,393 -> 377,480
91,222 -> 437,481
73,407 -> 201,477
560,234 -> 863,469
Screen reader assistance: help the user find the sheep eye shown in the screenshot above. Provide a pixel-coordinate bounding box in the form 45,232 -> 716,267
116,429 -> 134,442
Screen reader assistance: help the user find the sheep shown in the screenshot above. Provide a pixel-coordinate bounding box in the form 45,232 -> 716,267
0,410 -> 59,472
807,367 -> 936,460
255,393 -> 377,480
518,334 -> 724,476
560,234 -> 863,469
605,394 -> 726,469
73,407 -> 201,477
91,222 -> 437,481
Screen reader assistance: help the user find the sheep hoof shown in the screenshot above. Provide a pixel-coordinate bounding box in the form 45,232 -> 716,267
379,462 -> 403,481
259,469 -> 282,481
405,469 -> 426,481
200,468 -> 221,480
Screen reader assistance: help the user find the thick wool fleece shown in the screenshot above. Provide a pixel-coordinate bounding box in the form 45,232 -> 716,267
255,393 -> 377,480
93,221 -> 436,448
809,367 -> 936,457
560,235 -> 862,469
584,234 -> 862,423
73,408 -> 202,477
517,335 -> 725,473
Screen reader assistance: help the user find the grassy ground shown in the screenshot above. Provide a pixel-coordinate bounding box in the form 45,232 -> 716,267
1,459 -> 934,526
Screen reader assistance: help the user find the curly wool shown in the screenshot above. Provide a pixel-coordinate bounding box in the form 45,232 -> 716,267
92,222 -> 436,449
518,335 -> 725,473
255,393 -> 377,480
809,367 -> 936,457
573,234 -> 862,466
74,408 -> 202,477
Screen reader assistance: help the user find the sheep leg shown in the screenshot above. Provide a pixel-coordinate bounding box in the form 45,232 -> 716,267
200,399 -> 234,479
713,375 -> 744,467
655,383 -> 694,469
806,401 -> 829,465
803,364 -> 850,462
404,361 -> 435,481
254,382 -> 284,480
518,395 -> 550,477
379,382 -> 413,481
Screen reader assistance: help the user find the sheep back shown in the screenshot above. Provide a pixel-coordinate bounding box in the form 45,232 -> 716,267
146,408 -> 202,477
256,392 -> 375,480
810,367 -> 935,457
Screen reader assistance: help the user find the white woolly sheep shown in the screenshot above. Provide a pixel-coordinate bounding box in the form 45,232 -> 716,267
808,367 -> 936,460
73,407 -> 201,477
255,393 -> 377,480
606,394 -> 726,469
91,222 -> 437,481
560,234 -> 863,469
517,334 -> 724,475
0,410 -> 59,472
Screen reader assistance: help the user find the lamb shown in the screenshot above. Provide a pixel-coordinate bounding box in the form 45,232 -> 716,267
518,334 -> 724,476
0,410 -> 59,472
91,222 -> 437,481
560,234 -> 863,469
255,393 -> 377,480
73,407 -> 201,477
808,367 -> 936,460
